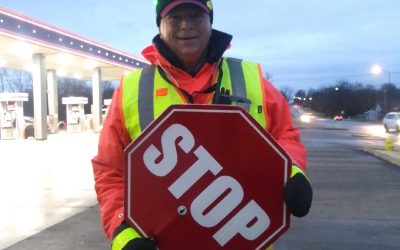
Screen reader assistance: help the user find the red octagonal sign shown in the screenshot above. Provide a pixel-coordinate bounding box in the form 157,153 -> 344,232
124,105 -> 291,250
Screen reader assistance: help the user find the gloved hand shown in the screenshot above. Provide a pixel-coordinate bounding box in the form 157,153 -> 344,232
122,237 -> 157,250
112,222 -> 157,250
284,170 -> 313,217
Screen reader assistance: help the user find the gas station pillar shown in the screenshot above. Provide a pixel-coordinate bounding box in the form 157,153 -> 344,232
92,67 -> 102,132
47,70 -> 58,133
32,53 -> 48,140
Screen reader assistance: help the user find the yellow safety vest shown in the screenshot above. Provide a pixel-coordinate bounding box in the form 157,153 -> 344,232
118,57 -> 273,250
122,57 -> 268,141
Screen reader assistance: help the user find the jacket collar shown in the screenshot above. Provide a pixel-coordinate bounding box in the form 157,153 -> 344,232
142,29 -> 232,74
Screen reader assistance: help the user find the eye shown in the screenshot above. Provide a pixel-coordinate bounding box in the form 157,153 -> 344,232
168,13 -> 182,23
192,12 -> 203,21
169,14 -> 179,20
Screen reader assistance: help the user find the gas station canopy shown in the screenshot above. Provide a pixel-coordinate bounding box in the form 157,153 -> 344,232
0,6 -> 149,80
0,6 -> 150,140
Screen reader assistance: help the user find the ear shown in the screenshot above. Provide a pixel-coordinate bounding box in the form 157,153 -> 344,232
159,22 -> 165,40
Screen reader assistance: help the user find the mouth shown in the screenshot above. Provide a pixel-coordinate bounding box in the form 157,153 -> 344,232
177,36 -> 198,41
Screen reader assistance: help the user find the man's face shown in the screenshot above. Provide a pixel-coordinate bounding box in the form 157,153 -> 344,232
159,4 -> 212,65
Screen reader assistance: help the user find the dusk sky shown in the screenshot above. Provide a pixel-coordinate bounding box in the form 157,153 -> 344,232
1,0 -> 399,91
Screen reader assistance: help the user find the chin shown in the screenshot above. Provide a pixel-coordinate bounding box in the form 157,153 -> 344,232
178,48 -> 202,58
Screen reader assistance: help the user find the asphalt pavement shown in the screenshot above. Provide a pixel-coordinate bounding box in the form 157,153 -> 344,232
275,127 -> 400,249
3,124 -> 400,250
4,206 -> 108,250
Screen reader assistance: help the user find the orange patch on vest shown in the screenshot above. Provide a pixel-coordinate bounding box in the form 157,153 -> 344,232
156,88 -> 168,96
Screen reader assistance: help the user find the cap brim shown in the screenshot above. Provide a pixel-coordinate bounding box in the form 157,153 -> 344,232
161,0 -> 210,17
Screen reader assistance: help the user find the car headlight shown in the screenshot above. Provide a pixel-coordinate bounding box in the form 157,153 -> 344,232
300,114 -> 311,123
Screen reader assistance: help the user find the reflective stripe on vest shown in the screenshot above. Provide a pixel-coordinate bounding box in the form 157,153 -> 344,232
111,227 -> 141,250
122,66 -> 185,140
122,58 -> 267,141
221,58 -> 267,129
138,66 -> 155,131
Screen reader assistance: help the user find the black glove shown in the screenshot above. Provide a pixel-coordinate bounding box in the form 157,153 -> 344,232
122,237 -> 157,250
284,173 -> 313,217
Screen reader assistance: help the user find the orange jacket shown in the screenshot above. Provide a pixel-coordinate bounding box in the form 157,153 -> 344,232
92,43 -> 307,239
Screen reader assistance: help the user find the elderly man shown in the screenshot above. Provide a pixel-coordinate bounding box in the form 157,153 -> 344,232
92,1 -> 312,249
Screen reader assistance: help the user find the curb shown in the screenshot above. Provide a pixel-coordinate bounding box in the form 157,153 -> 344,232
362,148 -> 400,167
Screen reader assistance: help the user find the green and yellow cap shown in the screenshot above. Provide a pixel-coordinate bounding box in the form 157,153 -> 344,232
155,0 -> 213,26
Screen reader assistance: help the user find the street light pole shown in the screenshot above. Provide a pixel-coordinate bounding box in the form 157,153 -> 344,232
383,69 -> 390,112
383,87 -> 387,113
371,65 -> 391,112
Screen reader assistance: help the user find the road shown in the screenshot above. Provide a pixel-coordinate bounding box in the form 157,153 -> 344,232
311,117 -> 399,142
276,123 -> 400,249
4,119 -> 400,250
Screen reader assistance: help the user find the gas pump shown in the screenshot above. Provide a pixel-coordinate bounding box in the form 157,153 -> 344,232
62,97 -> 88,133
103,99 -> 112,118
0,93 -> 29,139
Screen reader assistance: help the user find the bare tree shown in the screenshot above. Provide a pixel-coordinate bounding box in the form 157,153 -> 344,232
103,80 -> 117,100
0,68 -> 32,92
265,72 -> 274,81
0,68 -> 7,92
58,77 -> 91,97
279,85 -> 295,101
12,70 -> 32,92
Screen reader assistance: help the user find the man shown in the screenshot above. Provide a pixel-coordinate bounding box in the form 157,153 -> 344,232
92,1 -> 313,249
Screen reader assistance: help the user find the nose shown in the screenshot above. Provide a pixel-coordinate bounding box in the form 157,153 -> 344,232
179,16 -> 194,30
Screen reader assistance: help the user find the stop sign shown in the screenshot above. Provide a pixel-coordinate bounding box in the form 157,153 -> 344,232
124,104 -> 291,250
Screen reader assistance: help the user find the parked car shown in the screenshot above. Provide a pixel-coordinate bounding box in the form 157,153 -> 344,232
333,115 -> 343,121
383,112 -> 400,132
23,116 -> 35,139
23,116 -> 52,139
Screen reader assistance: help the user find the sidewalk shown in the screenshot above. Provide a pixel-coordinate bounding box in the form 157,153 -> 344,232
0,132 -> 100,249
